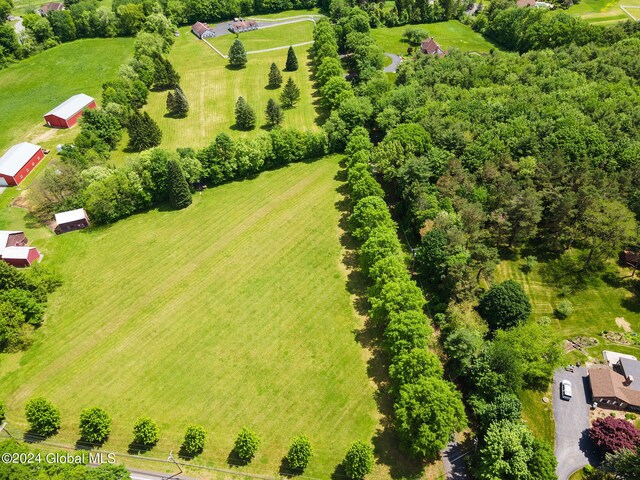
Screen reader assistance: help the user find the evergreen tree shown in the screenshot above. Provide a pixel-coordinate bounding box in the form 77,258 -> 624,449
285,46 -> 298,71
280,77 -> 301,108
153,55 -> 168,89
228,39 -> 247,68
166,91 -> 175,114
265,98 -> 283,127
234,96 -> 256,130
173,86 -> 189,117
165,59 -> 180,89
167,158 -> 192,209
268,62 -> 282,88
127,111 -> 162,152
153,55 -> 180,90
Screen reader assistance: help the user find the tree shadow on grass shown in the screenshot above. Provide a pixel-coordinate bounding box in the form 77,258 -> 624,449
278,456 -> 305,478
75,438 -> 101,451
23,431 -> 48,444
334,162 -> 427,479
127,441 -> 155,455
177,445 -> 201,461
226,450 -> 251,468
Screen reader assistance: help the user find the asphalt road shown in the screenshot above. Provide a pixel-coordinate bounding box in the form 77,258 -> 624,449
553,367 -> 598,480
384,53 -> 402,73
442,441 -> 470,479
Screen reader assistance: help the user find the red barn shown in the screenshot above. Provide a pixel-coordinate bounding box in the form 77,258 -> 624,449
44,93 -> 96,128
0,142 -> 45,186
0,246 -> 41,267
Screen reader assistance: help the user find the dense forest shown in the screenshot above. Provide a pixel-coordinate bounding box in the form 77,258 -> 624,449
314,2 -> 640,479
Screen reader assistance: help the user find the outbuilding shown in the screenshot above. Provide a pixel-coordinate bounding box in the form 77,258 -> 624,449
44,93 -> 96,128
55,208 -> 90,234
38,2 -> 64,15
191,21 -> 215,39
0,246 -> 41,267
0,142 -> 45,186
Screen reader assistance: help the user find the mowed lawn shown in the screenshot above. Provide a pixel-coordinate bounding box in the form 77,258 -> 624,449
569,0 -> 640,23
496,260 -> 640,446
209,20 -> 314,52
371,20 -> 500,57
0,157 -> 379,478
0,37 -> 133,154
143,25 -> 320,151
495,260 -> 640,359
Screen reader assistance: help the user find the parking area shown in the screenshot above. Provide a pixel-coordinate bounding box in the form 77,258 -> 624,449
553,367 -> 599,480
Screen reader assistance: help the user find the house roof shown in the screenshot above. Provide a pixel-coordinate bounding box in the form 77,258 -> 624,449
45,93 -> 94,121
421,37 -> 444,55
40,2 -> 64,13
589,367 -> 640,408
231,20 -> 257,29
0,231 -> 22,249
603,350 -> 638,367
516,0 -> 536,6
1,246 -> 37,260
55,208 -> 87,225
191,21 -> 212,36
619,357 -> 640,391
0,143 -> 42,177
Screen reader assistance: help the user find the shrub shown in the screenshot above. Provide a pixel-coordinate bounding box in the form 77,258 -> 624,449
25,397 -> 61,437
286,435 -> 312,471
521,255 -> 538,274
233,427 -> 259,462
182,425 -> 206,456
589,416 -> 640,454
555,300 -> 574,319
79,407 -> 111,444
132,417 -> 160,447
343,441 -> 373,479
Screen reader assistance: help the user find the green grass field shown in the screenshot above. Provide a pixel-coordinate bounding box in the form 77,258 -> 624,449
569,0 -> 640,23
208,20 -> 314,53
141,25 -> 320,152
495,260 -> 640,359
371,20 -> 500,57
0,37 -> 133,155
0,156 -> 380,478
496,258 -> 640,445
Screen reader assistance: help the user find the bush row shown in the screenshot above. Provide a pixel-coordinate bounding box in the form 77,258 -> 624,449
343,126 -> 467,459
3,396 -> 377,477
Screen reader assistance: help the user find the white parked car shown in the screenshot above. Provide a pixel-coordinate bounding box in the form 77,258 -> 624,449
561,380 -> 573,400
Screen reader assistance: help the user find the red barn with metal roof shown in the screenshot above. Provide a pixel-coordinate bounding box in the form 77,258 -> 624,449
44,93 -> 96,128
0,142 -> 45,186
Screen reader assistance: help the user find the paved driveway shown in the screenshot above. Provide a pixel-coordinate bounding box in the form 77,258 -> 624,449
553,367 -> 599,480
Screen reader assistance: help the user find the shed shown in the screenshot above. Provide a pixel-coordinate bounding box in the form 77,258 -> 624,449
0,143 -> 45,186
55,208 -> 90,233
0,246 -> 41,267
44,93 -> 96,128
0,231 -> 28,249
420,37 -> 445,56
38,2 -> 64,15
191,21 -> 215,39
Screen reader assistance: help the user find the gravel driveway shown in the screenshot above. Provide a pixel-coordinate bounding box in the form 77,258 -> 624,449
553,367 -> 599,480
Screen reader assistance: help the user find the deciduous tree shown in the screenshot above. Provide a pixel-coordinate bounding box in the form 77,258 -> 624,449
25,397 -> 61,437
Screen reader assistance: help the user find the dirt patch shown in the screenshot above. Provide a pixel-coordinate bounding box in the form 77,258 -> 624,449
603,331 -> 632,345
616,317 -> 632,332
11,193 -> 29,209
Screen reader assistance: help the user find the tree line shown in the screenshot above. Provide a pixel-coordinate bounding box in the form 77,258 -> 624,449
0,395 -> 379,478
312,16 -> 469,464
316,4 -> 640,479
0,261 -> 60,353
